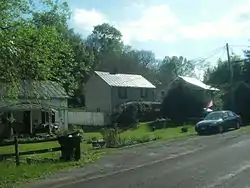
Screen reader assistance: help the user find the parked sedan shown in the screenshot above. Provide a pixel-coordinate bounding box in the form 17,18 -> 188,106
195,110 -> 241,135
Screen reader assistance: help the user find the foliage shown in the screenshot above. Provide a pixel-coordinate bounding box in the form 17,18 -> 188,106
204,55 -> 250,122
118,135 -> 161,147
223,82 -> 250,123
0,0 -> 201,108
161,84 -> 205,124
113,101 -> 161,128
100,127 -> 120,148
157,56 -> 196,86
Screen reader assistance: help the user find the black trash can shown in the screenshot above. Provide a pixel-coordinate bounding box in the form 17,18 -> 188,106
58,132 -> 82,161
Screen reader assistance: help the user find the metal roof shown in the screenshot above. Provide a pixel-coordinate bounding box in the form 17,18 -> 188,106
179,76 -> 219,91
0,101 -> 62,111
0,103 -> 57,111
95,71 -> 156,88
0,80 -> 68,99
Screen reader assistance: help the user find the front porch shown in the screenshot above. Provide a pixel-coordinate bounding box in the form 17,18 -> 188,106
0,102 -> 68,137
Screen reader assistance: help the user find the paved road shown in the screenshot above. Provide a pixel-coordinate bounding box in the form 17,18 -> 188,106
29,130 -> 250,188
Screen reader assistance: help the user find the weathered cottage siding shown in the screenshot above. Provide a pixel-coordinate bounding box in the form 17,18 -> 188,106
85,74 -> 111,113
111,87 -> 156,109
7,98 -> 68,130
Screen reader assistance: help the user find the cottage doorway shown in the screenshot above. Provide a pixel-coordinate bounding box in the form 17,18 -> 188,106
23,111 -> 31,133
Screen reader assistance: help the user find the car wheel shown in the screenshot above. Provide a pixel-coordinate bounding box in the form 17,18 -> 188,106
218,125 -> 223,134
236,122 -> 240,129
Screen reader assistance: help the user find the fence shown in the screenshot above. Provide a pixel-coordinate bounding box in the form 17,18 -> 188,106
68,110 -> 107,126
0,133 -> 82,166
0,137 -> 60,166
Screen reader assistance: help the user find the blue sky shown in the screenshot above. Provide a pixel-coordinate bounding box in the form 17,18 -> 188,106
68,0 -> 250,62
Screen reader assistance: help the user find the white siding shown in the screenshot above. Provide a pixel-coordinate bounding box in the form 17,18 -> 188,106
68,111 -> 106,126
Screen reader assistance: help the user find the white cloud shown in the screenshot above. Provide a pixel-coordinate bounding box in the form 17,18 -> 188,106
120,4 -> 179,44
72,8 -> 107,32
72,1 -> 250,42
180,0 -> 250,39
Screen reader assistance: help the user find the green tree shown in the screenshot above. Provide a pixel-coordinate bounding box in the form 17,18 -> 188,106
157,56 -> 195,86
161,84 -> 204,125
86,23 -> 124,72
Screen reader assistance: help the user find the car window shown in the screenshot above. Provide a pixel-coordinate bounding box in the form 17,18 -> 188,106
227,111 -> 235,117
223,112 -> 229,119
204,112 -> 224,120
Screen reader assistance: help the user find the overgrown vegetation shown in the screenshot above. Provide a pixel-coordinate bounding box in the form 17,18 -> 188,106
204,55 -> 250,124
161,84 -> 205,125
113,101 -> 161,128
0,122 -> 195,188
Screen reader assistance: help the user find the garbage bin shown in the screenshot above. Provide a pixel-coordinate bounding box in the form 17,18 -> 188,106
58,132 -> 82,161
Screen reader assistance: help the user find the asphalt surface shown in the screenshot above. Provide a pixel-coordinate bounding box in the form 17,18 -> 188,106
28,129 -> 250,188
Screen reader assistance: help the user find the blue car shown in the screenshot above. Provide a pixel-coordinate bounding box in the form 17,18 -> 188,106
195,110 -> 241,135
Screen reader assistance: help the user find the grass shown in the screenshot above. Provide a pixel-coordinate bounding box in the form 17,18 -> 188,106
84,123 -> 196,141
0,141 -> 107,188
0,123 -> 195,188
121,123 -> 196,140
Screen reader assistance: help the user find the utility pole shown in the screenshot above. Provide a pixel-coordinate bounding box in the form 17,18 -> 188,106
226,43 -> 234,111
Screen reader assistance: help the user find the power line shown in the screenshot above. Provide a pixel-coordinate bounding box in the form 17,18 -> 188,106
190,47 -> 226,67
190,46 -> 225,64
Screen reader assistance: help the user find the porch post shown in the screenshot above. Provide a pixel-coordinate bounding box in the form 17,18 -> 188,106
30,110 -> 33,134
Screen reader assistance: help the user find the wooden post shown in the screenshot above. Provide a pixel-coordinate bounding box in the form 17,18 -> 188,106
30,110 -> 33,134
14,134 -> 20,166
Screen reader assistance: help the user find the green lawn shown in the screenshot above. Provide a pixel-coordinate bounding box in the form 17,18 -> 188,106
84,123 -> 196,141
0,123 -> 196,188
0,141 -> 106,188
121,123 -> 196,140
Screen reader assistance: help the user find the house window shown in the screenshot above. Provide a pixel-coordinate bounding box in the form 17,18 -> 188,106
118,87 -> 127,99
140,88 -> 148,98
161,90 -> 165,96
41,111 -> 55,123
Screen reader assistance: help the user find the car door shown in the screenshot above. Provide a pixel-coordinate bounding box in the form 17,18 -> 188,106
226,111 -> 237,128
222,112 -> 231,129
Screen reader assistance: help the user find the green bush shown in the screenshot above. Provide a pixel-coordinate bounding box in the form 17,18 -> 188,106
96,127 -> 161,148
223,82 -> 250,124
100,128 -> 120,148
113,101 -> 161,128
161,84 -> 205,125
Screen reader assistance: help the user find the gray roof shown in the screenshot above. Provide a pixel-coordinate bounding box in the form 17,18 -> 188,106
179,76 -> 219,91
0,102 -> 58,111
95,71 -> 156,88
0,80 -> 68,99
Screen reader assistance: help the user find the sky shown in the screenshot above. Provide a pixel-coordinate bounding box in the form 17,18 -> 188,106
68,0 -> 250,62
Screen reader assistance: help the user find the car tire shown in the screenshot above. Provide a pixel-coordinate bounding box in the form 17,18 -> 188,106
218,125 -> 223,134
235,122 -> 240,129
197,132 -> 202,136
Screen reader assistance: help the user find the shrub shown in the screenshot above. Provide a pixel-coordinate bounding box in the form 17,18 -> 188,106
223,82 -> 250,123
100,128 -> 120,148
113,101 -> 161,128
181,127 -> 188,133
161,84 -> 205,125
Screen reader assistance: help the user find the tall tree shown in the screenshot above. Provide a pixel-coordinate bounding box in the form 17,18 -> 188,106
86,23 -> 123,72
157,56 -> 195,85
203,56 -> 243,88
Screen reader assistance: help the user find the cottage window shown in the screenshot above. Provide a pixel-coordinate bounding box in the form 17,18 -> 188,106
118,87 -> 127,99
41,111 -> 55,123
140,88 -> 148,98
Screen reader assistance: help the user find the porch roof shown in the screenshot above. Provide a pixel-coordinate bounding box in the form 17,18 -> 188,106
0,102 -> 57,112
